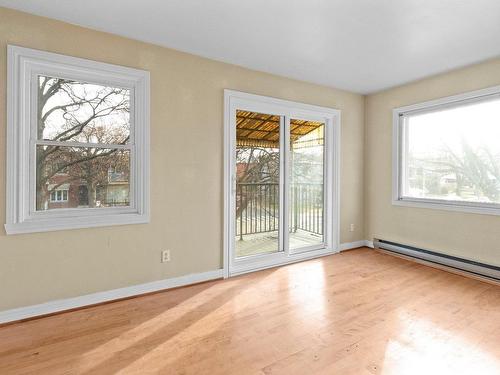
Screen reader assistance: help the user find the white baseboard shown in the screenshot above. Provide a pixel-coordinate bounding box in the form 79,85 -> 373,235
339,240 -> 372,251
0,242 -> 375,325
0,269 -> 224,325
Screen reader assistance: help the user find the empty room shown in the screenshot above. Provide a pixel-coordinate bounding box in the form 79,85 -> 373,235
1,1 -> 500,374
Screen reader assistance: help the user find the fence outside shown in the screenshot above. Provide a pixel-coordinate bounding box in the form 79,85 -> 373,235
236,182 -> 323,240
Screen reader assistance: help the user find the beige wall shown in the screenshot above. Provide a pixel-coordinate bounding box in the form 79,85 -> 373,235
365,58 -> 500,267
0,7 -> 365,311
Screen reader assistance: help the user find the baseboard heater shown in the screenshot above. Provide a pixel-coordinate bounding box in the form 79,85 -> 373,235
373,239 -> 500,281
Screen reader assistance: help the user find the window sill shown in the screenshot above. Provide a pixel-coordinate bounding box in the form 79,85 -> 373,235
392,198 -> 500,216
4,212 -> 149,235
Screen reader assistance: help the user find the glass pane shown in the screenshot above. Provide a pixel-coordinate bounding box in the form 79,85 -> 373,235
36,145 -> 130,211
235,110 -> 281,257
38,75 -> 130,144
404,97 -> 500,204
289,119 -> 325,250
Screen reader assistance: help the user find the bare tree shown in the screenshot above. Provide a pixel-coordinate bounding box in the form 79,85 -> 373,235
412,138 -> 500,202
440,141 -> 500,201
235,146 -> 279,218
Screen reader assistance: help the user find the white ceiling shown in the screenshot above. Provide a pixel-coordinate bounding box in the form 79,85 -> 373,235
1,0 -> 500,94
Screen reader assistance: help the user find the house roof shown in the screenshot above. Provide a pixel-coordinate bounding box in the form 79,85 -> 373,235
48,183 -> 70,190
236,110 -> 323,148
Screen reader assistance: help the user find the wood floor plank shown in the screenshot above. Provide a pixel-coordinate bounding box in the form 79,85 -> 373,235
1,248 -> 499,374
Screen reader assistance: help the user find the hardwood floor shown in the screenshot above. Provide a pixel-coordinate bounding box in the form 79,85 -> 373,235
1,248 -> 500,374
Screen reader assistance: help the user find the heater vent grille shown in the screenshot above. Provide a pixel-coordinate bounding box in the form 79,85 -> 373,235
373,239 -> 500,281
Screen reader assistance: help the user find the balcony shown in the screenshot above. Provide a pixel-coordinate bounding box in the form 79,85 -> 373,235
235,182 -> 323,257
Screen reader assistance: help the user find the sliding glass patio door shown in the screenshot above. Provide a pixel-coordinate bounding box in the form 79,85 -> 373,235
235,110 -> 283,258
225,91 -> 339,276
288,118 -> 326,253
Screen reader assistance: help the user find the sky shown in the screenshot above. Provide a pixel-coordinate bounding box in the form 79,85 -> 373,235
40,76 -> 130,144
407,96 -> 500,157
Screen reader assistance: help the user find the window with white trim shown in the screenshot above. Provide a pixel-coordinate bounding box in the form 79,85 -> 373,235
393,86 -> 500,215
50,189 -> 69,203
6,46 -> 150,234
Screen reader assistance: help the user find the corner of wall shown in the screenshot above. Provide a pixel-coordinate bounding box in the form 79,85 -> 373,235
362,94 -> 369,242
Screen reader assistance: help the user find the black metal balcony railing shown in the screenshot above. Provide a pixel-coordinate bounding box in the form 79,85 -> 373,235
236,182 -> 323,240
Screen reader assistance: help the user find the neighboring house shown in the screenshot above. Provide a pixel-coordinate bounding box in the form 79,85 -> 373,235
236,162 -> 255,180
45,168 -> 129,210
97,169 -> 130,207
46,173 -> 85,210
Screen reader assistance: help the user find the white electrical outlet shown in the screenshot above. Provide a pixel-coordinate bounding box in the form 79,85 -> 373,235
161,250 -> 171,263
349,224 -> 355,232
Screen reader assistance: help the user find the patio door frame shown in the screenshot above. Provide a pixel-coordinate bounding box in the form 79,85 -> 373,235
223,90 -> 340,277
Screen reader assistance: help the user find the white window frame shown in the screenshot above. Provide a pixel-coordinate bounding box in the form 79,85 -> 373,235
5,45 -> 150,234
393,85 -> 500,216
50,189 -> 69,203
